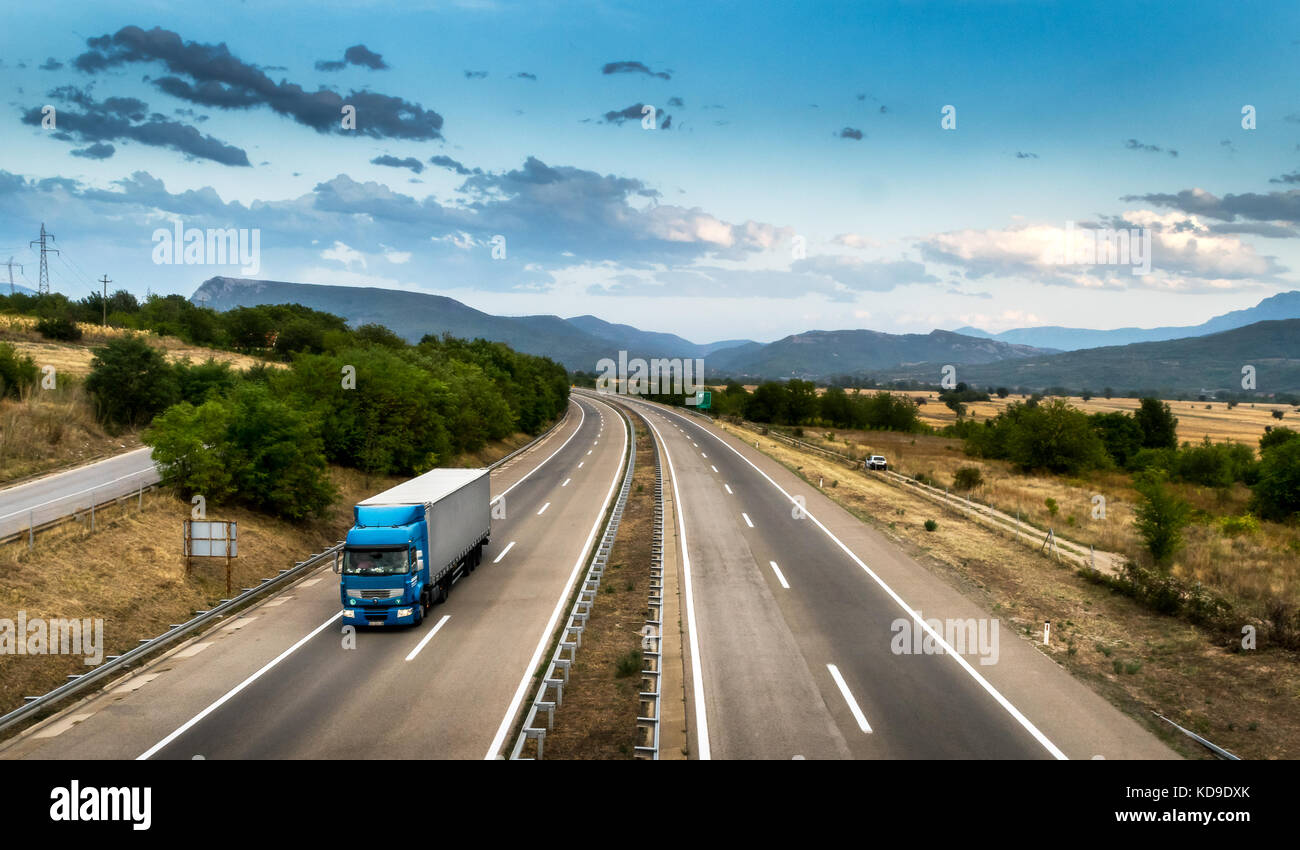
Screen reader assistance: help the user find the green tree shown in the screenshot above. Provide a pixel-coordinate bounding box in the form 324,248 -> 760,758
1091,411 -> 1144,467
1135,397 -> 1178,449
1133,473 -> 1191,568
84,337 -> 179,430
0,343 -> 39,399
1251,437 -> 1300,522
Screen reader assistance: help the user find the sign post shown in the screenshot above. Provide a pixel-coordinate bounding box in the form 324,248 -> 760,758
184,519 -> 239,596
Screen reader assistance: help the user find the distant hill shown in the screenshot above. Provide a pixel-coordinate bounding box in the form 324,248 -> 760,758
706,329 -> 1053,379
954,290 -> 1300,351
191,277 -> 736,371
564,314 -> 754,358
882,319 -> 1300,394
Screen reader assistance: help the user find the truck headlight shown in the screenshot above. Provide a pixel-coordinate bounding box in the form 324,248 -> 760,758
397,608 -> 413,618
343,610 -> 355,619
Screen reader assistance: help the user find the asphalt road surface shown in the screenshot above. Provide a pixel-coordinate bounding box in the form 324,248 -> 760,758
0,447 -> 158,540
615,394 -> 1177,760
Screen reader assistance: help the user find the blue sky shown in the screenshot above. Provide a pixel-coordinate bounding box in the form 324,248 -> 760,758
3,0 -> 1299,344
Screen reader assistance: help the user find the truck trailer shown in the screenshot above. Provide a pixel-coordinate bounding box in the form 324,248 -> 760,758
336,468 -> 491,627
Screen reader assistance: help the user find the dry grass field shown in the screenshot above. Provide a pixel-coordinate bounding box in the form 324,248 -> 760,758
0,314 -> 279,377
0,383 -> 140,485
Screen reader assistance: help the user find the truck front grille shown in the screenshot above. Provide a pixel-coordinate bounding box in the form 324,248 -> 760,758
357,588 -> 402,600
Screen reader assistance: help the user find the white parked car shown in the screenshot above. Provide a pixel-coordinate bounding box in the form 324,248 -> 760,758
865,455 -> 888,471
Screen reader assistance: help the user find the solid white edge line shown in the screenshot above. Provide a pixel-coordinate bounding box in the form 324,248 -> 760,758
827,664 -> 872,733
405,615 -> 451,661
138,611 -> 342,759
769,560 -> 790,589
616,396 -> 711,759
484,394 -> 629,760
646,401 -> 1068,760
493,540 -> 516,563
491,399 -> 586,506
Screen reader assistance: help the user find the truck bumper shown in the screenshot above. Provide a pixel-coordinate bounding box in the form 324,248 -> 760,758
341,604 -> 419,627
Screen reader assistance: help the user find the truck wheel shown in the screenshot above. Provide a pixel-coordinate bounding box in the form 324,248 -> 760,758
412,600 -> 424,627
467,553 -> 476,574
475,543 -> 483,566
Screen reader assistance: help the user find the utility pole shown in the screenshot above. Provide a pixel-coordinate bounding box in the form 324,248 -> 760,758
3,257 -> 22,295
99,274 -> 111,326
29,223 -> 57,295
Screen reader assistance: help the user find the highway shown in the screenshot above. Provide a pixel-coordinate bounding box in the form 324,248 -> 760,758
615,394 -> 1177,760
0,447 -> 158,540
0,394 -> 627,760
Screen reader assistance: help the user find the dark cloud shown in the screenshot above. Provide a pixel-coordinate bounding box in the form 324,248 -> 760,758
21,87 -> 249,166
39,58 -> 64,71
511,71 -> 537,80
429,154 -> 478,176
601,60 -> 671,80
314,44 -> 388,72
1015,151 -> 1038,159
668,96 -> 684,107
1124,138 -> 1178,157
70,142 -> 116,159
464,70 -> 488,79
839,127 -> 863,140
1208,222 -> 1299,238
602,102 -> 671,128
1269,170 -> 1300,184
74,26 -> 443,140
371,155 -> 423,173
1124,188 -> 1300,223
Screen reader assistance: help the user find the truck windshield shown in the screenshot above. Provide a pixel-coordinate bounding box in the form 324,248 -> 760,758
343,548 -> 411,576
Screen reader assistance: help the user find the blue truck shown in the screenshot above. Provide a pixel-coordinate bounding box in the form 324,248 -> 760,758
335,468 -> 491,627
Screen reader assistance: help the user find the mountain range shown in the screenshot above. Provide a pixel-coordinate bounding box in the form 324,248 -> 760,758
190,277 -> 1300,392
953,290 -> 1300,351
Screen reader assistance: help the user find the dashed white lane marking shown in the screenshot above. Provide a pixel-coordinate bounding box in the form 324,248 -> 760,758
537,502 -> 551,516
562,478 -> 571,487
724,484 -> 733,494
139,612 -> 343,760
578,462 -> 584,468
494,541 -> 516,563
827,664 -> 873,733
587,450 -> 593,455
701,452 -> 708,458
768,561 -> 790,589
35,713 -> 95,739
405,615 -> 451,662
113,673 -> 161,694
711,465 -> 719,473
174,642 -> 212,659
742,513 -> 754,528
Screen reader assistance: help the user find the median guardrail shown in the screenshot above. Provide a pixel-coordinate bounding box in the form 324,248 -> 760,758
509,401 -> 637,760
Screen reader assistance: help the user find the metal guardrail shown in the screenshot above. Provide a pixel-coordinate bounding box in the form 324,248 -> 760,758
0,466 -> 160,547
0,405 -> 573,740
634,416 -> 665,760
509,402 -> 637,760
0,542 -> 343,739
1154,712 -> 1241,760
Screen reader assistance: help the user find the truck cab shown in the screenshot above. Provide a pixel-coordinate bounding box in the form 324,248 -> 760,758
339,505 -> 432,628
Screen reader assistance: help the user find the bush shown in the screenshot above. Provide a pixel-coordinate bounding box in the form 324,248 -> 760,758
924,519 -> 938,532
35,315 -> 82,341
1133,473 -> 1191,567
0,342 -> 39,399
1251,438 -> 1300,522
952,466 -> 983,492
614,649 -> 642,678
1218,514 -> 1260,537
84,337 -> 179,430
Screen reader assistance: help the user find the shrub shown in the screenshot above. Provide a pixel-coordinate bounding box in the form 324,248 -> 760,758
952,466 -> 983,492
614,649 -> 642,678
1218,514 -> 1260,537
84,336 -> 179,430
0,342 -> 39,399
1133,473 -> 1191,567
35,315 -> 82,341
924,519 -> 938,532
